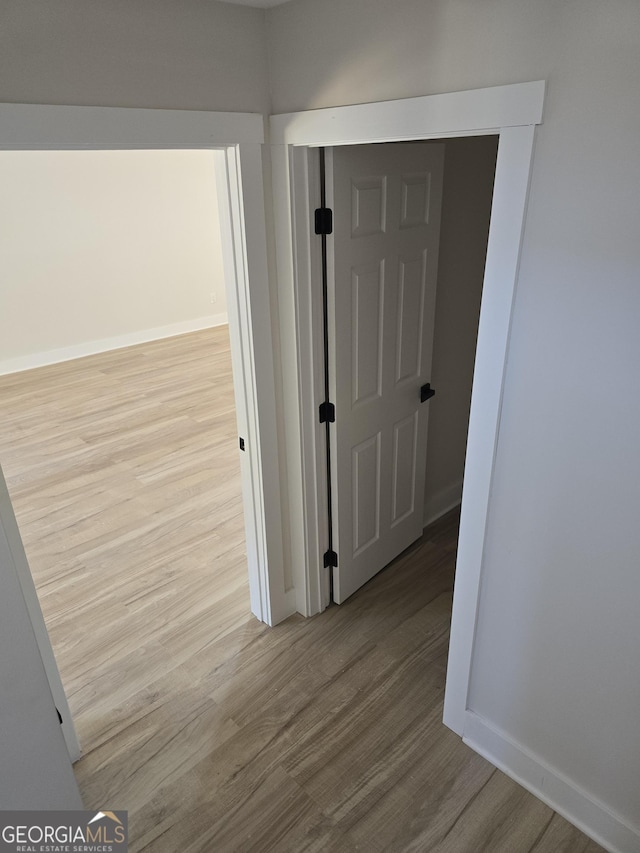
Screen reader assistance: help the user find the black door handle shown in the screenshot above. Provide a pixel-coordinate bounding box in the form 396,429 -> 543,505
420,383 -> 436,403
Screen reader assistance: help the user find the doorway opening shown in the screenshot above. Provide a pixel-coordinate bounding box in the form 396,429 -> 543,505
0,148 -> 253,762
0,102 -> 287,764
270,80 -> 544,735
317,136 -> 499,606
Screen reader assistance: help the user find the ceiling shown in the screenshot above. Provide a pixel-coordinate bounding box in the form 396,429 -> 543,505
220,0 -> 293,7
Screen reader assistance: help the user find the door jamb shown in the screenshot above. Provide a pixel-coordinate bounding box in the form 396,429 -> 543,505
270,81 -> 545,736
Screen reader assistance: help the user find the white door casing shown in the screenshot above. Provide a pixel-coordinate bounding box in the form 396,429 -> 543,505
327,143 -> 444,603
214,144 -> 293,625
270,81 -> 545,733
0,464 -> 82,806
0,103 -> 290,768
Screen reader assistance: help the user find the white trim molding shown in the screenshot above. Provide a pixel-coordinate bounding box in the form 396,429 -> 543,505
0,465 -> 81,764
0,314 -> 229,376
215,146 -> 295,625
444,122 -> 537,733
270,80 -> 545,147
464,712 -> 640,853
270,81 -> 544,729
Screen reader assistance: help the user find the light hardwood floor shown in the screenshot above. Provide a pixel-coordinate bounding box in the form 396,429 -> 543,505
0,327 -> 604,852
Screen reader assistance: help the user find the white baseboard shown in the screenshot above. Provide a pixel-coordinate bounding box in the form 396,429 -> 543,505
423,479 -> 463,528
0,313 -> 228,376
463,711 -> 640,853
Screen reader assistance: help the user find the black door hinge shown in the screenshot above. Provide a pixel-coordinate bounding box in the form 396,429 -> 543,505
315,207 -> 333,235
323,549 -> 338,568
56,707 -> 63,725
239,436 -> 245,451
420,383 -> 436,403
319,401 -> 335,424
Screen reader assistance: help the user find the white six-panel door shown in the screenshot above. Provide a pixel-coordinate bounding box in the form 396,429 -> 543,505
327,142 -> 444,603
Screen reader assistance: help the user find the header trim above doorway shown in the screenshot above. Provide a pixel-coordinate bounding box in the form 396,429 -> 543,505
270,80 -> 544,147
0,103 -> 263,149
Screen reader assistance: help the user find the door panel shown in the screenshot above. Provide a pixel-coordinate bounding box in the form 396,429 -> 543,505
351,177 -> 387,236
353,433 -> 381,555
401,172 -> 432,228
392,411 -> 419,526
327,142 -> 444,603
396,250 -> 428,384
351,261 -> 384,406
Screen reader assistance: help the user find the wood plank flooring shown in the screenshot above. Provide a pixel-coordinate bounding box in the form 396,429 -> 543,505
0,327 -> 604,852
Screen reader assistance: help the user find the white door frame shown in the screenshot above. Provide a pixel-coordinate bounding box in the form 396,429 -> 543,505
0,103 -> 290,754
0,463 -> 83,802
270,81 -> 545,736
0,462 -> 82,763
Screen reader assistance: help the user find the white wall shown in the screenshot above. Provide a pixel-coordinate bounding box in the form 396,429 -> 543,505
424,136 -> 497,523
0,467 -> 82,809
0,0 -> 269,113
267,0 -> 640,844
0,150 -> 227,372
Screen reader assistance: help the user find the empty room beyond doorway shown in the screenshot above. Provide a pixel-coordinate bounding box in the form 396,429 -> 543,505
0,326 -> 250,766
